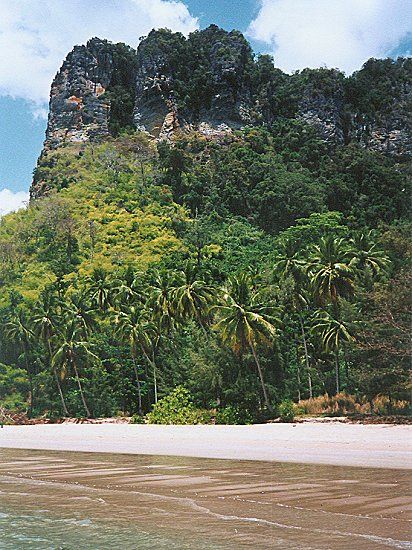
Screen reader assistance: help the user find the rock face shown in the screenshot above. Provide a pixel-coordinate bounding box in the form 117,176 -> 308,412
348,58 -> 412,158
297,69 -> 346,145
37,26 -> 411,164
45,38 -> 114,149
133,26 -> 254,139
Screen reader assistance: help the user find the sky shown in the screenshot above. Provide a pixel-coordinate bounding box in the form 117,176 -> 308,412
0,0 -> 411,214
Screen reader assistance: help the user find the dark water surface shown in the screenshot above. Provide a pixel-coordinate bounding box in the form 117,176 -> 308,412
0,449 -> 410,549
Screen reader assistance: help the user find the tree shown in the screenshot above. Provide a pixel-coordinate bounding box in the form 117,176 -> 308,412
214,273 -> 277,410
172,263 -> 215,329
274,238 -> 313,397
52,325 -> 97,417
115,305 -> 148,415
349,230 -> 389,286
87,267 -> 114,311
5,309 -> 35,416
309,235 -> 355,313
33,291 -> 69,416
312,311 -> 354,394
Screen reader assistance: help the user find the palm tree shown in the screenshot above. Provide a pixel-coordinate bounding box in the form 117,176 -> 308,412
115,305 -> 151,415
112,266 -> 142,307
312,311 -> 354,394
172,263 -> 215,329
33,292 -> 69,416
309,235 -> 355,314
52,324 -> 97,417
349,230 -> 389,285
5,309 -> 35,416
147,271 -> 178,334
62,292 -> 97,339
214,273 -> 277,410
275,238 -> 313,398
87,267 -> 114,311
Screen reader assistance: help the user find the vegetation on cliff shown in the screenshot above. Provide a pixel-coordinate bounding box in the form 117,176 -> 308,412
0,30 -> 410,421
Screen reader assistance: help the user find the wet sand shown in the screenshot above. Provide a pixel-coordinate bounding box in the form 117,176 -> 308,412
0,448 -> 410,549
0,422 -> 411,468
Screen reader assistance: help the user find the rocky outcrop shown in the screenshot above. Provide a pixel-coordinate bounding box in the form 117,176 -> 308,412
133,26 -> 254,138
36,28 -> 411,174
45,38 -> 115,149
346,58 -> 412,158
297,69 -> 346,145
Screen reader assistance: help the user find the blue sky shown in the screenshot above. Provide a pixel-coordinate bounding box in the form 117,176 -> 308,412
0,0 -> 411,213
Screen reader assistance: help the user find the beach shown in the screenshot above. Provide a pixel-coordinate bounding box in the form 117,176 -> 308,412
0,422 -> 410,468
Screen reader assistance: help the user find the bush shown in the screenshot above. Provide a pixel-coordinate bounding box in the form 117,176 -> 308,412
146,386 -> 212,425
215,405 -> 253,425
130,413 -> 145,424
278,400 -> 295,422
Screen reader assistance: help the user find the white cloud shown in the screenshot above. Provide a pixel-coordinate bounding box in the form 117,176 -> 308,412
0,189 -> 29,216
248,0 -> 412,74
0,0 -> 198,113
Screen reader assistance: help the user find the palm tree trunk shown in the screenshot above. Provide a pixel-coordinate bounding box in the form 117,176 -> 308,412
249,343 -> 271,410
48,340 -> 69,416
132,357 -> 143,415
299,315 -> 313,399
24,345 -> 33,418
71,357 -> 91,417
334,350 -> 340,395
142,348 -> 158,405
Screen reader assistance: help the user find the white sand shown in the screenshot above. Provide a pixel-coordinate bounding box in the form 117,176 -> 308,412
0,423 -> 410,468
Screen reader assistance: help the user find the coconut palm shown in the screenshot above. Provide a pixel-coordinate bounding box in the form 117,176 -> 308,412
214,273 -> 278,410
308,236 -> 355,312
312,311 -> 354,394
349,230 -> 389,283
33,292 -> 69,416
115,305 -> 154,414
275,238 -> 313,398
52,324 -> 97,417
112,266 -> 142,307
172,263 -> 215,328
62,292 -> 97,339
5,309 -> 35,416
87,267 -> 114,311
147,271 -> 178,334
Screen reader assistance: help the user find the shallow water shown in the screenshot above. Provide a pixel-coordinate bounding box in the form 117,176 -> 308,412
0,449 -> 410,549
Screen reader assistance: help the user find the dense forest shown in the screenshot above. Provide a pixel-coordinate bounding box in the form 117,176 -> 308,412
0,32 -> 410,422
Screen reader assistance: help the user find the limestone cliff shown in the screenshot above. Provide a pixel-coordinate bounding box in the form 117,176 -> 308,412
32,26 -> 411,198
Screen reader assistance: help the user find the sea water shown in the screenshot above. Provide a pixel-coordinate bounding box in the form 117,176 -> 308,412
0,449 -> 410,549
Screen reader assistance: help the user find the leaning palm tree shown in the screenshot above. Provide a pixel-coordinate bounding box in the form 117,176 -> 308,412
172,263 -> 215,329
308,235 -> 355,313
312,311 -> 354,394
52,324 -> 97,417
33,292 -> 69,416
5,309 -> 35,416
214,273 -> 277,410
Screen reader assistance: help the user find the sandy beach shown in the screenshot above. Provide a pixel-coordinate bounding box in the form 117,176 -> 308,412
0,422 -> 410,468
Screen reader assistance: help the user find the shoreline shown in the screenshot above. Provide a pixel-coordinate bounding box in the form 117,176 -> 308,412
0,422 -> 411,469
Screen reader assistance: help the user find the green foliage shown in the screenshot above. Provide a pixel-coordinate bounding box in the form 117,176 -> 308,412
215,405 -> 253,425
146,386 -> 212,425
0,51 -> 410,422
278,399 -> 295,422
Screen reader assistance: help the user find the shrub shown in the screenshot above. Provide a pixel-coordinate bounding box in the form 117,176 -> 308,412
130,413 -> 145,424
215,405 -> 253,425
146,386 -> 212,425
278,399 -> 295,422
